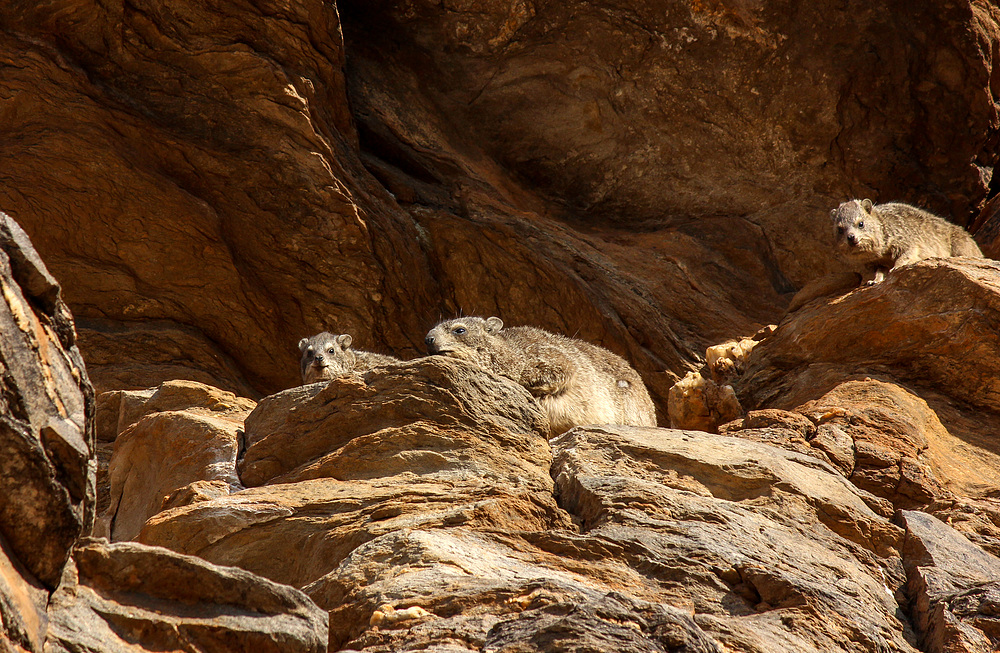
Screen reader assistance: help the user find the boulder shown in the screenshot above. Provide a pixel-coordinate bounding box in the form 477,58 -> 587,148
738,259 -> 1000,413
102,410 -> 244,541
898,511 -> 1000,652
311,528 -> 720,651
135,358 -> 568,591
238,357 -> 552,488
45,538 -> 328,653
94,379 -> 255,541
0,212 -> 94,600
551,426 -> 912,652
725,261 -> 1000,519
114,379 -> 255,437
138,476 -> 570,593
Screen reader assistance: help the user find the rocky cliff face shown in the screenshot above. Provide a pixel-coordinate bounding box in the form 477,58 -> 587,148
7,0 -> 999,408
3,0 -> 1000,651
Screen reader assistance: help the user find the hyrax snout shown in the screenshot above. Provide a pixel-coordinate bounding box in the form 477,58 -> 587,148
830,198 -> 982,284
298,331 -> 398,384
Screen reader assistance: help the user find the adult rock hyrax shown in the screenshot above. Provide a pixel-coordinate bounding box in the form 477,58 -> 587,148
831,199 -> 982,284
298,332 -> 398,384
424,316 -> 657,436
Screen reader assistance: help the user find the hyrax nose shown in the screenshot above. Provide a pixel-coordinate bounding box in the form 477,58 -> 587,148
847,233 -> 858,246
425,335 -> 435,347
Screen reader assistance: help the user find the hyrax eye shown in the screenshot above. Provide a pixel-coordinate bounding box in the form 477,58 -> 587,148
329,347 -> 337,354
858,221 -> 864,229
453,327 -> 466,335
837,226 -> 845,234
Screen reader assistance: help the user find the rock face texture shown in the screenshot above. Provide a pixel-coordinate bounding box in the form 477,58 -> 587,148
0,216 -> 331,652
0,212 -> 94,595
6,0 -> 999,408
46,538 -> 328,653
5,0 -> 1000,652
7,194 -> 1000,651
112,361 -> 926,652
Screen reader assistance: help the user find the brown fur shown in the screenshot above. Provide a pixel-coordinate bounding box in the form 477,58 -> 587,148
831,199 -> 982,284
424,316 -> 656,436
298,332 -> 398,384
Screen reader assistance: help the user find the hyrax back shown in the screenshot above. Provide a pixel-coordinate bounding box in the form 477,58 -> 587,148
298,332 -> 398,384
830,199 -> 982,283
424,316 -> 657,436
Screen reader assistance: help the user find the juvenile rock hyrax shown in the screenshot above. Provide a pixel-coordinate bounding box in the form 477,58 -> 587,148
298,332 -> 398,384
424,316 -> 657,436
831,199 -> 982,284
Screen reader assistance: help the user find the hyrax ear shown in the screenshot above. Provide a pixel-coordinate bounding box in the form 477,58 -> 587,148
337,334 -> 353,349
298,338 -> 310,351
485,316 -> 503,333
861,198 -> 873,212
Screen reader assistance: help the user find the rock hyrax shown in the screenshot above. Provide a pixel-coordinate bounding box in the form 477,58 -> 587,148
298,332 -> 398,384
424,316 -> 657,436
831,199 -> 982,284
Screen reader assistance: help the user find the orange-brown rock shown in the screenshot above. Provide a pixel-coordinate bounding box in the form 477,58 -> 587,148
133,358 -> 569,593
238,357 -> 552,488
720,260 -> 1000,560
739,259 -> 1000,413
303,424 -> 915,651
139,476 -> 569,593
0,215 -> 336,653
45,538 -> 328,653
93,380 -> 256,538
4,0 -> 1000,650
667,370 -> 742,433
0,213 -> 94,597
102,410 -> 245,541
898,511 -> 1000,653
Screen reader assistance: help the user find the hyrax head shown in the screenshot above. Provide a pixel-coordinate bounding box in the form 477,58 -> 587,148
298,332 -> 356,384
831,198 -> 883,256
424,316 -> 503,361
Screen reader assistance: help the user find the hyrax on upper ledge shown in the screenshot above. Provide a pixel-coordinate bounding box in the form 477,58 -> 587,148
299,332 -> 398,384
424,316 -> 657,437
831,198 -> 982,284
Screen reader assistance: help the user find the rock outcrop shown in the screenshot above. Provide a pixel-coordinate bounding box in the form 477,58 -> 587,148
4,0 -> 1000,651
46,538 -> 328,653
0,210 -> 93,653
8,0 -> 999,410
0,213 -> 330,652
725,259 -> 1000,517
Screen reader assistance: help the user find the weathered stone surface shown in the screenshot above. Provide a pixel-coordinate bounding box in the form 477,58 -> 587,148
667,371 -> 742,433
99,358 -> 563,597
93,380 -> 255,541
77,319 -> 263,397
311,528 -> 721,651
727,261 -> 1000,518
45,538 -> 328,653
792,380 -> 954,509
3,1 -> 1000,650
138,477 -> 569,592
5,0 -> 997,423
341,0 -> 998,276
0,534 -> 48,653
239,357 -> 552,488
0,213 -> 94,597
103,410 -> 244,542
898,510 -> 1000,652
739,259 -> 1000,413
552,426 -> 911,652
0,0 -> 439,397
116,379 -> 256,436
928,496 -> 1000,557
